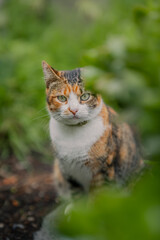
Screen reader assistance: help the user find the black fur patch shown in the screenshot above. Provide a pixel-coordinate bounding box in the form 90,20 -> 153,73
67,176 -> 83,190
62,68 -> 82,86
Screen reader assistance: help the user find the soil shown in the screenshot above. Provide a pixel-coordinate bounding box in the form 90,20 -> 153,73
0,156 -> 57,240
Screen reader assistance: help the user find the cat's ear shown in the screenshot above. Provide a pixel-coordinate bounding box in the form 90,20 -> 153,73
42,61 -> 62,88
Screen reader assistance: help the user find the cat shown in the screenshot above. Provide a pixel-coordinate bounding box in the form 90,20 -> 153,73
42,60 -> 144,198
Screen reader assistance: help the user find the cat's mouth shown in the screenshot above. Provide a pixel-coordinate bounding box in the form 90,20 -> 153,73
64,114 -> 80,120
72,115 -> 79,119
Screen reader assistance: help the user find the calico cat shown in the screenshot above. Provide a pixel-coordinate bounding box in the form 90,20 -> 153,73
42,61 -> 143,198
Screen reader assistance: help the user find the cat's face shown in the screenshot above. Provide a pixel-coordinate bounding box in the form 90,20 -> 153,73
42,61 -> 102,125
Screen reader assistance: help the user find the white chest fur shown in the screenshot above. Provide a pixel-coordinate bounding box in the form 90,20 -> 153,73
49,116 -> 106,191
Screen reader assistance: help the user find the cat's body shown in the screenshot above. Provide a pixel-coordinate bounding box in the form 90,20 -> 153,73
42,61 -> 143,198
50,109 -> 104,192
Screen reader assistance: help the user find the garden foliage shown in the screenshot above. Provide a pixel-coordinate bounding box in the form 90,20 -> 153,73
0,0 -> 160,239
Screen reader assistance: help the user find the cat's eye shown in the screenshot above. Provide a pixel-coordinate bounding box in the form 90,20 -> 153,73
80,93 -> 90,101
57,95 -> 67,102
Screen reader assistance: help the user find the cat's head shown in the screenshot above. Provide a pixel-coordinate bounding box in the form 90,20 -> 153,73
42,61 -> 102,125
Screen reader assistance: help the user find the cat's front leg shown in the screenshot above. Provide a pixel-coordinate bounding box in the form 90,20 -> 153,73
89,165 -> 116,190
90,171 -> 105,190
53,159 -> 71,200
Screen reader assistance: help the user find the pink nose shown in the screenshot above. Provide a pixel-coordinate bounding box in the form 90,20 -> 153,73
69,108 -> 78,115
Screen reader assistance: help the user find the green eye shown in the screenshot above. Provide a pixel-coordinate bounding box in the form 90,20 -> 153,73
80,93 -> 90,101
57,95 -> 67,102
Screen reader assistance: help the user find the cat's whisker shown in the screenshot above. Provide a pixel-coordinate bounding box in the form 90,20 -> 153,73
31,114 -> 49,121
32,106 -> 49,121
40,122 -> 49,133
34,106 -> 47,115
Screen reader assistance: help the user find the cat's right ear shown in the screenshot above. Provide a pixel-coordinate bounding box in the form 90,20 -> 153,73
42,61 -> 61,88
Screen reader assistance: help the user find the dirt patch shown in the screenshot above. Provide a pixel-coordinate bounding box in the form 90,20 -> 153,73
0,157 -> 57,240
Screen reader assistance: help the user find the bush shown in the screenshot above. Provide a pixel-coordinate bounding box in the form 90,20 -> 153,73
56,165 -> 160,240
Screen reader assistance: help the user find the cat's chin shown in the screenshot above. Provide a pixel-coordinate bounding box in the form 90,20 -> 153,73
53,116 -> 88,126
60,118 -> 86,126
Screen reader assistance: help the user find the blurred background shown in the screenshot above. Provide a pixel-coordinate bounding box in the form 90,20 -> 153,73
0,0 -> 160,163
0,0 -> 160,239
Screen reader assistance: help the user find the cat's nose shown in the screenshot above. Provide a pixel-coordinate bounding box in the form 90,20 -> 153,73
69,108 -> 78,115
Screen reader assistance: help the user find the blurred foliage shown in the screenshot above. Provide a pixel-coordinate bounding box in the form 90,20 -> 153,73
0,0 -> 160,160
56,165 -> 160,240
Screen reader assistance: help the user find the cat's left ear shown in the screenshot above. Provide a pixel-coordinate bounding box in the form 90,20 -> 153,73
42,61 -> 62,88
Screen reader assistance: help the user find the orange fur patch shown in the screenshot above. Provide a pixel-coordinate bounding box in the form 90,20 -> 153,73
46,88 -> 49,95
90,172 -> 104,189
53,159 -> 68,192
48,94 -> 62,110
99,104 -> 110,126
107,166 -> 115,181
63,85 -> 72,97
109,107 -> 117,116
72,84 -> 81,95
97,95 -> 102,106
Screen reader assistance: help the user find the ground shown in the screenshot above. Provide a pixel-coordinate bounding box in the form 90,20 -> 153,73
0,156 -> 57,240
